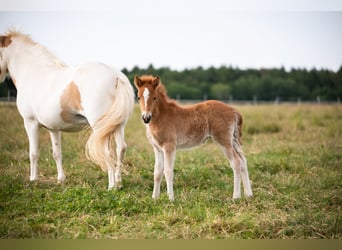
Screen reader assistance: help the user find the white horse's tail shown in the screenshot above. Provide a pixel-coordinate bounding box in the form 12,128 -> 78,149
85,75 -> 135,171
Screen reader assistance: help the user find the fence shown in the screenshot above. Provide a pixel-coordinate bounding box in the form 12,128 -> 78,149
1,97 -> 341,106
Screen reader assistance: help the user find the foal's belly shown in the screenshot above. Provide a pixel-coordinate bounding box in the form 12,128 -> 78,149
176,135 -> 209,150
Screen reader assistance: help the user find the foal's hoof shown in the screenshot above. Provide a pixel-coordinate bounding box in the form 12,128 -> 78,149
245,190 -> 253,198
29,176 -> 38,182
232,194 -> 241,199
245,193 -> 253,198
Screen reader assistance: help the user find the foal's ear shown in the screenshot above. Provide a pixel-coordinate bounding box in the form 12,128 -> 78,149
134,75 -> 142,88
152,76 -> 160,88
0,35 -> 12,48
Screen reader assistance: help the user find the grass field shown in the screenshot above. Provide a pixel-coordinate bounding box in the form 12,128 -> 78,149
0,103 -> 341,239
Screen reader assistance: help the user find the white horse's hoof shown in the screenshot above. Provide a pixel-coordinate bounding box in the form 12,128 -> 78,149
57,176 -> 66,184
115,181 -> 123,190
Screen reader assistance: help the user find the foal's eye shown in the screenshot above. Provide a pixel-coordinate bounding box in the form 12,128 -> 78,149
153,97 -> 156,101
137,97 -> 141,101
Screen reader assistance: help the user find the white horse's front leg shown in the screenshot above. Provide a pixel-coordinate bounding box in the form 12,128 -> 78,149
162,145 -> 176,201
23,118 -> 40,181
152,146 -> 164,199
49,130 -> 65,183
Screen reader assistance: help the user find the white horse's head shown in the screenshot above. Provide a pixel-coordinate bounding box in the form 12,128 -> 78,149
0,34 -> 12,83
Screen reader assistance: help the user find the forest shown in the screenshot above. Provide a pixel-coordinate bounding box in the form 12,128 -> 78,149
123,65 -> 342,102
1,65 -> 342,102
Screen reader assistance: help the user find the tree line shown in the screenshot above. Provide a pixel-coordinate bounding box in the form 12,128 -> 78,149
123,64 -> 342,102
1,65 -> 341,102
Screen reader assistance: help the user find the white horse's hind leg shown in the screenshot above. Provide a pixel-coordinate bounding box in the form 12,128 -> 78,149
103,138 -> 115,190
114,125 -> 127,189
108,166 -> 115,190
23,118 -> 40,181
49,130 -> 65,183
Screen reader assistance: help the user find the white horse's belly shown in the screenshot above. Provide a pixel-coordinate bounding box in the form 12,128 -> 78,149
40,114 -> 89,132
33,100 -> 89,132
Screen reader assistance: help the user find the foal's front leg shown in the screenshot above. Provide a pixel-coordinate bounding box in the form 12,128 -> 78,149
23,118 -> 40,181
162,145 -> 176,201
152,146 -> 164,199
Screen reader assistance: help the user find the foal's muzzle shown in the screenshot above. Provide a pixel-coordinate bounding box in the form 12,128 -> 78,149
142,113 -> 152,124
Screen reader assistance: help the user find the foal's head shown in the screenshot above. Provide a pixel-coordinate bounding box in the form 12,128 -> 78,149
134,75 -> 160,124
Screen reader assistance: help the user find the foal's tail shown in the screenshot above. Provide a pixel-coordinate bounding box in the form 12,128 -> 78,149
232,112 -> 245,156
85,74 -> 135,171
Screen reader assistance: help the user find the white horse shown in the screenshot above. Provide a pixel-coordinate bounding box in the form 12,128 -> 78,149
0,30 -> 135,189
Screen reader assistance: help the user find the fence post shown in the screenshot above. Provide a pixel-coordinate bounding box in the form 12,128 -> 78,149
253,95 -> 257,105
274,96 -> 279,105
7,90 -> 10,103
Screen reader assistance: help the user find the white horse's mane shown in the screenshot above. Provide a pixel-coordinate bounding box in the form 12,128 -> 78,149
6,29 -> 67,68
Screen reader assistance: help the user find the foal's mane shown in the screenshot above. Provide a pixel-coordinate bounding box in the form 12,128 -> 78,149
155,81 -> 169,101
5,30 -> 67,68
157,81 -> 182,108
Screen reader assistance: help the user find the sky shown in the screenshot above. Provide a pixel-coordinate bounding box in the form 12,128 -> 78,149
0,0 -> 341,71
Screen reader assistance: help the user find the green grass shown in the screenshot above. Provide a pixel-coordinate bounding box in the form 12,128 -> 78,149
0,103 -> 341,239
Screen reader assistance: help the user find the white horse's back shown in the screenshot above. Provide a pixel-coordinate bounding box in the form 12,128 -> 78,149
72,62 -> 128,126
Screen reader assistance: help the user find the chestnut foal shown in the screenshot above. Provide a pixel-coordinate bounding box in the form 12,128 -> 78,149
134,75 -> 252,201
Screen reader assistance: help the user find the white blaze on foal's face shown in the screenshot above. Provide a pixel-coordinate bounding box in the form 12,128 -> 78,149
143,88 -> 149,108
141,88 -> 152,124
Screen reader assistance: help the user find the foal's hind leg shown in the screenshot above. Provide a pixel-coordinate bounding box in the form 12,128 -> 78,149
214,136 -> 248,199
225,147 -> 243,199
23,118 -> 40,181
113,125 -> 127,189
49,130 -> 65,183
238,151 -> 253,197
221,145 -> 252,198
220,143 -> 252,198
